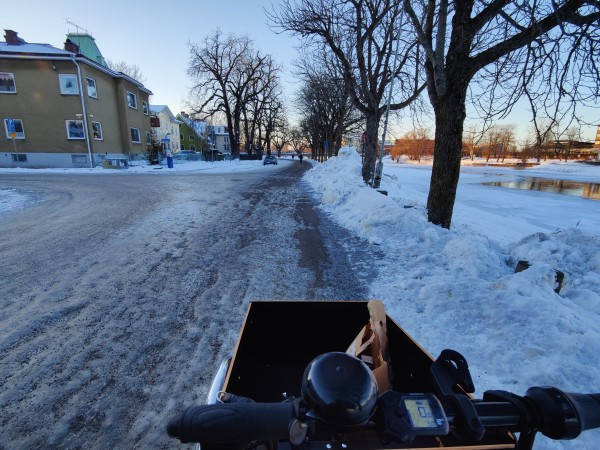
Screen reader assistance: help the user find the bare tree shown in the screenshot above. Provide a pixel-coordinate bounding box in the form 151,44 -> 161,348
240,54 -> 284,157
295,47 -> 363,161
392,128 -> 434,162
261,96 -> 286,155
403,0 -> 600,228
463,124 -> 485,161
187,30 -> 281,158
272,116 -> 290,155
562,127 -> 582,162
106,60 -> 146,84
481,124 -> 516,162
269,0 -> 426,182
529,116 -> 556,163
288,126 -> 309,155
498,125 -> 517,163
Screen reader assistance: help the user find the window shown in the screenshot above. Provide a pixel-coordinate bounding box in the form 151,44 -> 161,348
11,154 -> 27,162
71,155 -> 88,164
180,133 -> 184,141
59,74 -> 79,95
131,127 -> 141,143
86,77 -> 97,98
126,91 -> 137,109
190,145 -> 196,151
66,120 -> 85,139
4,118 -> 25,139
92,121 -> 103,140
0,72 -> 16,93
142,101 -> 149,115
189,135 -> 195,141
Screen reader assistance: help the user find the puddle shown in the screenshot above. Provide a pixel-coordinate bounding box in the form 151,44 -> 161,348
482,177 -> 600,200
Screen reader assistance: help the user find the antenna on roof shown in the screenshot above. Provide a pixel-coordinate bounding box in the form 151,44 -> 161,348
65,19 -> 92,36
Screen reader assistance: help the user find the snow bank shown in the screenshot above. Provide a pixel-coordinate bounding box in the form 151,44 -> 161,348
304,147 -> 600,449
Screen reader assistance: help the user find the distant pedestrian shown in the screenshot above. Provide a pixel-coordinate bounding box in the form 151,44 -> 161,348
299,154 -> 304,163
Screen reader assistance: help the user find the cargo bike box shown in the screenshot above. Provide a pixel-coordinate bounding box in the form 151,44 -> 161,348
219,301 -> 516,449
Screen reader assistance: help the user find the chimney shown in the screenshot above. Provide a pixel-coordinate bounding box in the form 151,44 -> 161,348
64,38 -> 80,54
4,30 -> 25,45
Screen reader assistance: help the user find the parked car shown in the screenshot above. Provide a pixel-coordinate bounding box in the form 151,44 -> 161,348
263,155 -> 278,165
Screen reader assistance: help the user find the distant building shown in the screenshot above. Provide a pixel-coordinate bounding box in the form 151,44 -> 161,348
595,125 -> 600,147
207,125 -> 231,155
344,132 -> 364,151
0,30 -> 152,168
149,105 -> 181,154
343,132 -> 392,155
177,112 -> 207,152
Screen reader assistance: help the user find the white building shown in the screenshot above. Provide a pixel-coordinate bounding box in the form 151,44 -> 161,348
207,125 -> 231,155
149,105 -> 182,154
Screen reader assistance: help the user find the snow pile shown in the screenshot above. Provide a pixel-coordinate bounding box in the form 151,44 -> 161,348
305,147 -> 600,449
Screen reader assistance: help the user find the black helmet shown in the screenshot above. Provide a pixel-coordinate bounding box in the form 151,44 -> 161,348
301,352 -> 378,427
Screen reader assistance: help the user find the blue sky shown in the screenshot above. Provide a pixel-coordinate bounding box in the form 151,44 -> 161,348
4,0 -> 599,142
5,0 -> 301,113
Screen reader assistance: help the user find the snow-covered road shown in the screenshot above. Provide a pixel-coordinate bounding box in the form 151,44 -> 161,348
0,163 -> 375,448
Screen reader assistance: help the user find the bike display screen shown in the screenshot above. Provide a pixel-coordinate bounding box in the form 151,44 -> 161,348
399,394 -> 448,434
403,398 -> 439,429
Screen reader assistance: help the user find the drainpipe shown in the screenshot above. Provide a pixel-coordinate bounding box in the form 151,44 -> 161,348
71,56 -> 94,168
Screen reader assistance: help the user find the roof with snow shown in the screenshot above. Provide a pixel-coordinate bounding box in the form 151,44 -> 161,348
178,114 -> 207,135
1,30 -> 152,95
150,105 -> 182,124
0,42 -> 72,56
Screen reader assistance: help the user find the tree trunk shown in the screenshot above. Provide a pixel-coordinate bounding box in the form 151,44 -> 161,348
362,112 -> 380,183
427,91 -> 467,229
232,106 -> 242,157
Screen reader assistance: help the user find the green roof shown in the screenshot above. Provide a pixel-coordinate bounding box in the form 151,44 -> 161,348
66,33 -> 107,67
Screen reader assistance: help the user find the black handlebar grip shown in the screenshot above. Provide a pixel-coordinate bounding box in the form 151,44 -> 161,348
167,402 -> 299,444
525,387 -> 600,440
566,393 -> 600,436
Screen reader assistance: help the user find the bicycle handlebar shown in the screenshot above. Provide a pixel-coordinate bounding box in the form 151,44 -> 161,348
167,389 -> 600,446
166,348 -> 600,448
166,401 -> 301,444
524,388 -> 600,439
572,393 -> 600,434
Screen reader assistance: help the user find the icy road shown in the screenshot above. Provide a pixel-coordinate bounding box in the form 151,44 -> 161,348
0,161 -> 377,448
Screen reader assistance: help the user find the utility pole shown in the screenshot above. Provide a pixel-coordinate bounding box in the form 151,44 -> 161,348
372,9 -> 404,189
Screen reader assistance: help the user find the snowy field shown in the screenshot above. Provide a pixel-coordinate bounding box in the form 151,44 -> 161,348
1,153 -> 599,449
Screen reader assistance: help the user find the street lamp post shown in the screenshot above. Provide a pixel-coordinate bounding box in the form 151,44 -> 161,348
372,9 -> 404,189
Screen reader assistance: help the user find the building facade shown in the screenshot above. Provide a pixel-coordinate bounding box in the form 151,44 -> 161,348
0,30 -> 152,168
177,113 -> 208,152
149,105 -> 181,155
208,125 -> 231,155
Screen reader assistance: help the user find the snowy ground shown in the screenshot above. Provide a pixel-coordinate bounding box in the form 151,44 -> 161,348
1,154 -> 599,449
303,150 -> 600,450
